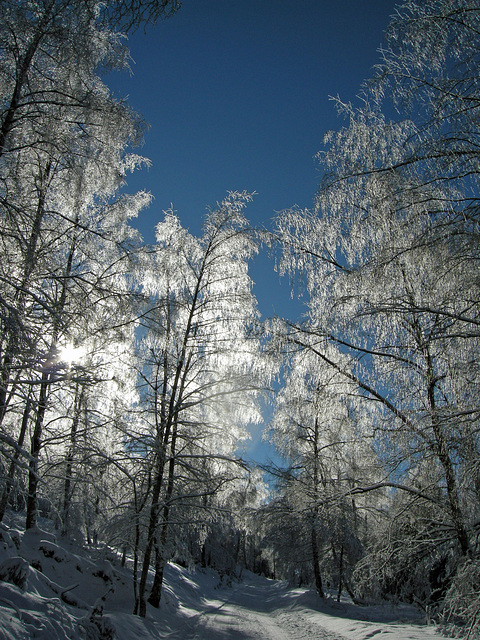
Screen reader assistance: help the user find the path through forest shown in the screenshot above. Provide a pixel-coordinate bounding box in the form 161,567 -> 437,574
160,565 -> 449,640
172,577 -> 342,640
0,521 -> 454,640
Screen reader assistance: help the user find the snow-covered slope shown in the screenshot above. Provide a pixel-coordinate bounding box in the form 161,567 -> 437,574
0,518 -> 454,640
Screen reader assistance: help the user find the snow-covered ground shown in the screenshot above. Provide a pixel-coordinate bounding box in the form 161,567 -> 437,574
0,517 -> 456,639
159,567 -> 451,640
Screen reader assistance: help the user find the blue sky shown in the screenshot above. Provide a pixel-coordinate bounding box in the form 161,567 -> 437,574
107,0 -> 399,465
109,0 -> 398,314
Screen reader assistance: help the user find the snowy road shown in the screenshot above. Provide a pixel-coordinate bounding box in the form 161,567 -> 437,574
172,578 -> 345,640
157,565 -> 449,640
0,526 -> 452,640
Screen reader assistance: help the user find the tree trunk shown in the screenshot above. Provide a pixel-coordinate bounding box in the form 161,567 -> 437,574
137,464 -> 164,618
435,430 -> 470,556
0,41 -> 40,157
62,385 -> 84,535
425,353 -> 470,556
132,513 -> 141,615
330,540 -> 360,604
26,372 -> 49,530
0,395 -> 31,523
0,162 -> 51,427
148,420 -> 179,608
311,413 -> 324,598
148,538 -> 167,608
0,353 -> 14,427
311,526 -> 325,598
0,0 -> 56,157
336,544 -> 344,602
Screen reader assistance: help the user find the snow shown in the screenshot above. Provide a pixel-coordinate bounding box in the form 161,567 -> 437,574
0,517 -> 455,640
162,571 -> 447,640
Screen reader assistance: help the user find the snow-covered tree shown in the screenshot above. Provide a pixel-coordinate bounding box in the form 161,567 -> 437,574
132,192 -> 269,616
273,0 -> 480,619
266,342 -> 377,599
0,0 -> 152,531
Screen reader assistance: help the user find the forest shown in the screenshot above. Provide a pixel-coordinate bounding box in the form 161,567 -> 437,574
0,0 -> 478,637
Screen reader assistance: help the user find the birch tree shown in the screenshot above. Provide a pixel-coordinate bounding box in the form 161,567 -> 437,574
132,192 -> 268,616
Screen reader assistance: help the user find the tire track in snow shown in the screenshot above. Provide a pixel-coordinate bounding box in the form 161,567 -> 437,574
277,609 -> 346,640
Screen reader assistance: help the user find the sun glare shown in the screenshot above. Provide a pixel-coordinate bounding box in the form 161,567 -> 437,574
59,343 -> 85,364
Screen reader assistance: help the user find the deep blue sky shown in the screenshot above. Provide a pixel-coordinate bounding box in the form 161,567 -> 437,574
107,0 -> 399,465
109,0 -> 398,316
